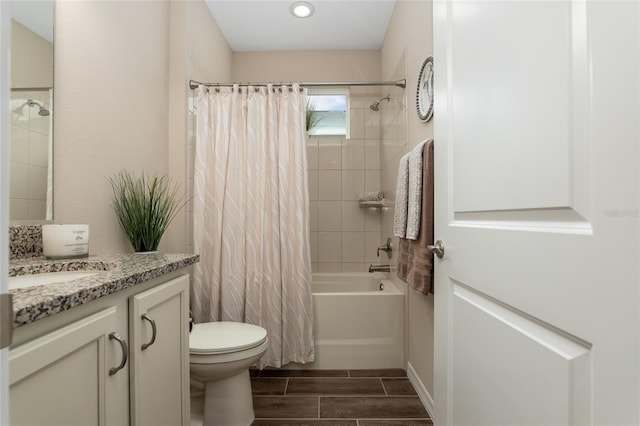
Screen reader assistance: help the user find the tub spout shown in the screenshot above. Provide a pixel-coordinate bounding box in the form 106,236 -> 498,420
368,264 -> 391,273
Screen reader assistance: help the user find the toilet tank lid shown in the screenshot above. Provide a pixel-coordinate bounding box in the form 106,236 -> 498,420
189,321 -> 268,354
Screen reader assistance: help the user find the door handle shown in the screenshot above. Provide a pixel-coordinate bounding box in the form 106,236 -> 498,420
109,332 -> 128,376
141,313 -> 157,351
427,240 -> 445,259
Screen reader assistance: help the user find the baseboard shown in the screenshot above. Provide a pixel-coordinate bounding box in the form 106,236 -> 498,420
407,361 -> 435,421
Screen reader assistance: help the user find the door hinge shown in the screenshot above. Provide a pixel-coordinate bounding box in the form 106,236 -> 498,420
0,293 -> 13,349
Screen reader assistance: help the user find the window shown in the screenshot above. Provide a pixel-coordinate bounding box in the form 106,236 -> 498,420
307,88 -> 350,138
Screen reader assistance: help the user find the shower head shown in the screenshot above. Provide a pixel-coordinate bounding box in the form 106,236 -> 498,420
369,95 -> 392,111
27,99 -> 50,117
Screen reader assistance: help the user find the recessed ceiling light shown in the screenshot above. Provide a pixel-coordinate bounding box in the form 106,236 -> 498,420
290,1 -> 315,18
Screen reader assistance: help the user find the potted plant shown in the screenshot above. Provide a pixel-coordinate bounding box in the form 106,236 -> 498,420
108,170 -> 186,252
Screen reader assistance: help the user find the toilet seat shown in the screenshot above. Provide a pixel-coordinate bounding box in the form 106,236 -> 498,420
190,321 -> 267,355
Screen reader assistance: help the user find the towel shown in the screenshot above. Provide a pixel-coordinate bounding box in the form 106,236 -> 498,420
396,139 -> 434,295
406,140 -> 427,240
358,191 -> 384,202
393,153 -> 410,237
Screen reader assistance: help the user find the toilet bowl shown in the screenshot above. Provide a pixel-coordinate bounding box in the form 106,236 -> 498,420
190,321 -> 268,426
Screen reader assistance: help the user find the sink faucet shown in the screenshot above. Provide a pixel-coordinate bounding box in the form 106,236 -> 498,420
369,264 -> 391,273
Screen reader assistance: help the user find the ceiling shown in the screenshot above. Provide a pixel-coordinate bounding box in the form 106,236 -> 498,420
204,1 -> 396,52
11,1 -> 54,43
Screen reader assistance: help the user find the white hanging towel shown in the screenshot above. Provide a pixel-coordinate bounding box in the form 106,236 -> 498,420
406,140 -> 428,240
393,153 -> 410,237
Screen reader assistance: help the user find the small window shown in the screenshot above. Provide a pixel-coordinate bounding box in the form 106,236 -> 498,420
307,88 -> 350,138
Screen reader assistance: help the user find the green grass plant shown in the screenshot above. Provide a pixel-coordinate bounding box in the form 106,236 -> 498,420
108,171 -> 185,252
306,99 -> 321,132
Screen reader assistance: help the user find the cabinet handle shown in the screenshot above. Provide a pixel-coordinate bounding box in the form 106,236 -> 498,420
141,313 -> 157,351
109,332 -> 128,376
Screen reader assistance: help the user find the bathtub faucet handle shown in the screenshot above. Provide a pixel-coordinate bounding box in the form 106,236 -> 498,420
377,238 -> 393,259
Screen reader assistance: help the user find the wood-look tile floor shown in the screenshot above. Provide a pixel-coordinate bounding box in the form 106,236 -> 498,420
250,369 -> 432,426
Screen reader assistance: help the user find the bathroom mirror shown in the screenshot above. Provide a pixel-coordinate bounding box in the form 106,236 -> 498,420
9,0 -> 54,221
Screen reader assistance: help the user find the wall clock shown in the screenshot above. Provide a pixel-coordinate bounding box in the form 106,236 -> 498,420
416,56 -> 434,122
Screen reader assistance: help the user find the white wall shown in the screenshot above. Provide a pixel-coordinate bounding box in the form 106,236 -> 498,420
381,0 -> 435,396
53,0 -> 232,255
54,1 -> 171,254
166,1 -> 232,254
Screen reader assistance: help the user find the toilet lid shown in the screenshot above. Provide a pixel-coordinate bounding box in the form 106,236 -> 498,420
189,321 -> 268,355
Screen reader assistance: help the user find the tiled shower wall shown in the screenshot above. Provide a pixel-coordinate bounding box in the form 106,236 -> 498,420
308,94 -> 388,273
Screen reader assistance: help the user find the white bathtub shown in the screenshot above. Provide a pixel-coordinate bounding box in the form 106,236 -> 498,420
294,272 -> 405,369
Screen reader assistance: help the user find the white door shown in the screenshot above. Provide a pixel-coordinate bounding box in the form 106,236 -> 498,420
433,1 -> 639,425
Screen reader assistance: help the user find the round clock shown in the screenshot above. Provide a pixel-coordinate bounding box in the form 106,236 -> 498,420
416,56 -> 434,122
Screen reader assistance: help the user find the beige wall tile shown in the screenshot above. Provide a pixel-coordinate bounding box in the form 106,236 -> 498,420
342,263 -> 368,273
29,132 -> 49,167
309,231 -> 318,263
318,170 -> 342,200
318,201 -> 342,231
341,201 -> 365,232
28,165 -> 47,200
363,208 -> 382,232
341,232 -> 365,262
28,200 -> 46,220
10,198 -> 29,220
350,109 -> 365,139
365,139 -> 381,170
307,139 -> 319,170
318,232 -> 342,262
341,170 -> 364,201
10,162 -> 29,198
308,170 -> 319,200
365,232 -> 384,263
318,262 -> 342,272
309,200 -> 319,231
10,126 -> 29,164
318,139 -> 342,169
342,139 -> 364,170
364,170 -> 381,192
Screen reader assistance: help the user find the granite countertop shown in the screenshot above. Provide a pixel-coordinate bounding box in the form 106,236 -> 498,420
9,253 -> 199,328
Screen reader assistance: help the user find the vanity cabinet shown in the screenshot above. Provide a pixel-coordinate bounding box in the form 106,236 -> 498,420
9,306 -> 122,425
130,275 -> 190,426
9,272 -> 190,426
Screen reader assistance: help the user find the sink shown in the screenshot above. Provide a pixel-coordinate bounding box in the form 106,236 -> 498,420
9,271 -> 100,290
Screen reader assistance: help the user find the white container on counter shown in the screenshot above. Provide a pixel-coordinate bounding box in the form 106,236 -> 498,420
42,224 -> 90,259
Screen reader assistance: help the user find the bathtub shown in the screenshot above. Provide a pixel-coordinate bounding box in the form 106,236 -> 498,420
295,272 -> 405,369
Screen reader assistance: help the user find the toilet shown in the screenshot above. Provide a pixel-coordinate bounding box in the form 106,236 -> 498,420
189,321 -> 268,426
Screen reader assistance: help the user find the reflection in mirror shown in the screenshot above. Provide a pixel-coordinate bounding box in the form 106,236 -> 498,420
10,1 -> 54,221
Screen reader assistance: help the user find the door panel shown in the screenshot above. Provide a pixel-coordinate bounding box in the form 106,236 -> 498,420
451,2 -> 576,213
452,283 -> 591,426
434,1 -> 639,425
9,307 -> 118,426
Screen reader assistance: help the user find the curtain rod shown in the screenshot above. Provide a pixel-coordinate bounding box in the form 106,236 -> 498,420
189,79 -> 406,90
11,87 -> 52,92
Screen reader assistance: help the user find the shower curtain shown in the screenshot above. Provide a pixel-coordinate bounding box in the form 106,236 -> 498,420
192,84 -> 314,368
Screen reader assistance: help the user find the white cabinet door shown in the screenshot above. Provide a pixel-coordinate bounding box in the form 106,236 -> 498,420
9,307 -> 125,426
130,274 -> 189,426
433,1 -> 639,425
